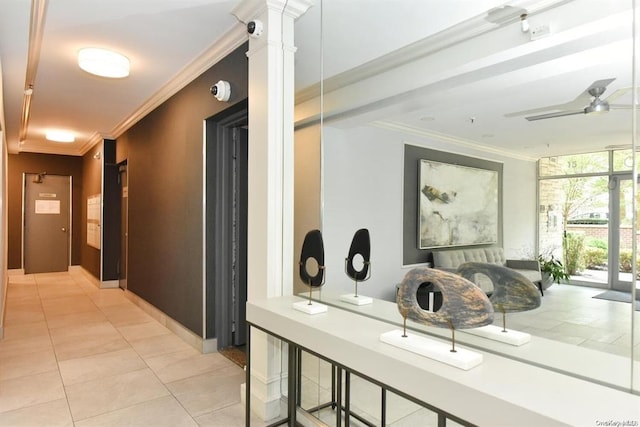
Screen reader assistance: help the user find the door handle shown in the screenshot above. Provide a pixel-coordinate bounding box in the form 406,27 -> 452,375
61,227 -> 67,232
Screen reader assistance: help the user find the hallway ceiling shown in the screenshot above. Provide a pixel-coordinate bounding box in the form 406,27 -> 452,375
0,0 -> 637,159
0,0 -> 241,155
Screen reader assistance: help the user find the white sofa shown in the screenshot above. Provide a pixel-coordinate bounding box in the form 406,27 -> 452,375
431,247 -> 541,294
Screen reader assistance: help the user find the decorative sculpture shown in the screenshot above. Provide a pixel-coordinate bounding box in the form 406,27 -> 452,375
456,262 -> 541,333
341,228 -> 372,305
299,229 -> 325,306
396,267 -> 494,352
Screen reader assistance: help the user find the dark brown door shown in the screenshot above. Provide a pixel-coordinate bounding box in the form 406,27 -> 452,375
24,174 -> 71,273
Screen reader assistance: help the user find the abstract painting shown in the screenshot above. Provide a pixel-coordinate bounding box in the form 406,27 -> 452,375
419,160 -> 498,248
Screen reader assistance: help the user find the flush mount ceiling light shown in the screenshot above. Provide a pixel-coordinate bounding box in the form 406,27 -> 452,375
78,47 -> 130,78
46,130 -> 75,143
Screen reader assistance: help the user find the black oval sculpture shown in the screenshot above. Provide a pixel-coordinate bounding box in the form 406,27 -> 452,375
396,267 -> 494,330
456,262 -> 541,313
345,228 -> 371,281
299,229 -> 325,287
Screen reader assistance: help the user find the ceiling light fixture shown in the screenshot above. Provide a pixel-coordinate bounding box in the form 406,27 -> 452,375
46,130 -> 75,143
78,47 -> 130,78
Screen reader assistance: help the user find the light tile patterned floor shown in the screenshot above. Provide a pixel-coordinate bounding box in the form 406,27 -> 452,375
2,271 -> 638,426
0,270 -> 263,426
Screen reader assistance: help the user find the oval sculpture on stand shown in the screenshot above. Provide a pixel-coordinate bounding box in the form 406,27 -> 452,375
299,229 -> 325,288
456,262 -> 541,313
344,228 -> 371,300
456,262 -> 541,333
297,229 -> 326,312
397,267 -> 494,329
345,228 -> 371,282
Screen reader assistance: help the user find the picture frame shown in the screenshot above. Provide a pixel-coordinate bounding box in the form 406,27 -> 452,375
418,159 -> 498,249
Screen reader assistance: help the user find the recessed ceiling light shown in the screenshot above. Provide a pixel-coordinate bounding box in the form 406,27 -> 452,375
46,130 -> 75,143
78,47 -> 130,78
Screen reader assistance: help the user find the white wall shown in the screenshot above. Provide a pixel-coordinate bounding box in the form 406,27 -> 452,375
320,124 -> 537,302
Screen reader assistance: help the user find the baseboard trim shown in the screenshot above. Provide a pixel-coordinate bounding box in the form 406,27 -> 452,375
100,280 -> 119,289
202,338 -> 218,354
7,269 -> 25,275
70,266 -> 120,289
123,289 -> 212,354
241,383 -> 284,422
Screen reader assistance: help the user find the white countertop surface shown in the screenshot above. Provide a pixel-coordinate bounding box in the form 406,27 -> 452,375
311,290 -> 640,391
248,295 -> 640,427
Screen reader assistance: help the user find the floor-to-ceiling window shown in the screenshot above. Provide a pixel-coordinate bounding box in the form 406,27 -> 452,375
539,150 -> 638,291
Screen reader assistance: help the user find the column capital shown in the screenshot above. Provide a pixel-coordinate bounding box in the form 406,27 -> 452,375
233,0 -> 313,23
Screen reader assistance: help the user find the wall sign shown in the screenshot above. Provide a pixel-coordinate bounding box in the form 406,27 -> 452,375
35,199 -> 60,214
87,194 -> 101,249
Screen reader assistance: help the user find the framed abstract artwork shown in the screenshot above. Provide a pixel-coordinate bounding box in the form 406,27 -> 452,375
418,159 -> 498,249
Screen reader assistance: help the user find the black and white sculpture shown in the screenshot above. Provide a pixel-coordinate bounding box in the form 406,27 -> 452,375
381,267 -> 494,370
340,228 -> 373,305
294,229 -> 328,314
456,262 -> 541,345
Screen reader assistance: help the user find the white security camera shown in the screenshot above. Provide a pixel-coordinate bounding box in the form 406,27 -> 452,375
210,80 -> 231,102
247,20 -> 263,38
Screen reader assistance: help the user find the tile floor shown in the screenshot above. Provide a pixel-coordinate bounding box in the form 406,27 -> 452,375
2,271 -> 639,426
501,283 -> 640,360
0,270 -> 263,426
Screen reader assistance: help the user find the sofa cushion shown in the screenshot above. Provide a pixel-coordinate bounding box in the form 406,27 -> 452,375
432,250 -> 468,269
433,247 -> 506,269
431,247 -> 540,294
481,247 -> 506,265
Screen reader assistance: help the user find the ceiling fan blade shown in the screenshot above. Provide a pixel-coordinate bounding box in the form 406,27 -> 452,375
525,110 -> 584,121
507,78 -> 617,119
586,78 -> 615,92
609,104 -> 634,110
603,87 -> 628,103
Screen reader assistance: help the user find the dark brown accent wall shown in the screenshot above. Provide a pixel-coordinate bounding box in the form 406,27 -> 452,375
81,144 -> 104,279
7,153 -> 83,269
115,43 -> 248,336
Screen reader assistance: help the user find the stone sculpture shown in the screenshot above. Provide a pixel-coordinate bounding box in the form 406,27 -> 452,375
396,267 -> 494,352
456,262 -> 541,332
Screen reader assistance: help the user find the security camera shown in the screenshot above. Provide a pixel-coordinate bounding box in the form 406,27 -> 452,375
247,20 -> 263,38
210,80 -> 231,102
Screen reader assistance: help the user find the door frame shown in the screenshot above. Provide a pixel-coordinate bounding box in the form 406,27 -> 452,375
608,174 -> 636,291
204,100 -> 248,350
22,173 -> 72,273
118,161 -> 128,291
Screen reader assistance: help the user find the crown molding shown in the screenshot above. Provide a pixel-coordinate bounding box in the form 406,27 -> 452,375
80,25 -> 248,156
372,120 -> 538,162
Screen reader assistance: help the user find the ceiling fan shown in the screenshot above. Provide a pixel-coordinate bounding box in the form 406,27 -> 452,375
508,78 -> 630,121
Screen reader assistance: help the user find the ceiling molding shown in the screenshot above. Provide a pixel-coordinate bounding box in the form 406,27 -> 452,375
371,120 -> 538,162
18,142 -> 84,156
295,0 -> 569,105
19,0 -> 48,143
84,25 -> 248,156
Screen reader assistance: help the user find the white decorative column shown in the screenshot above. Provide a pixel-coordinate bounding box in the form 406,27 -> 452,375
233,0 -> 314,421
